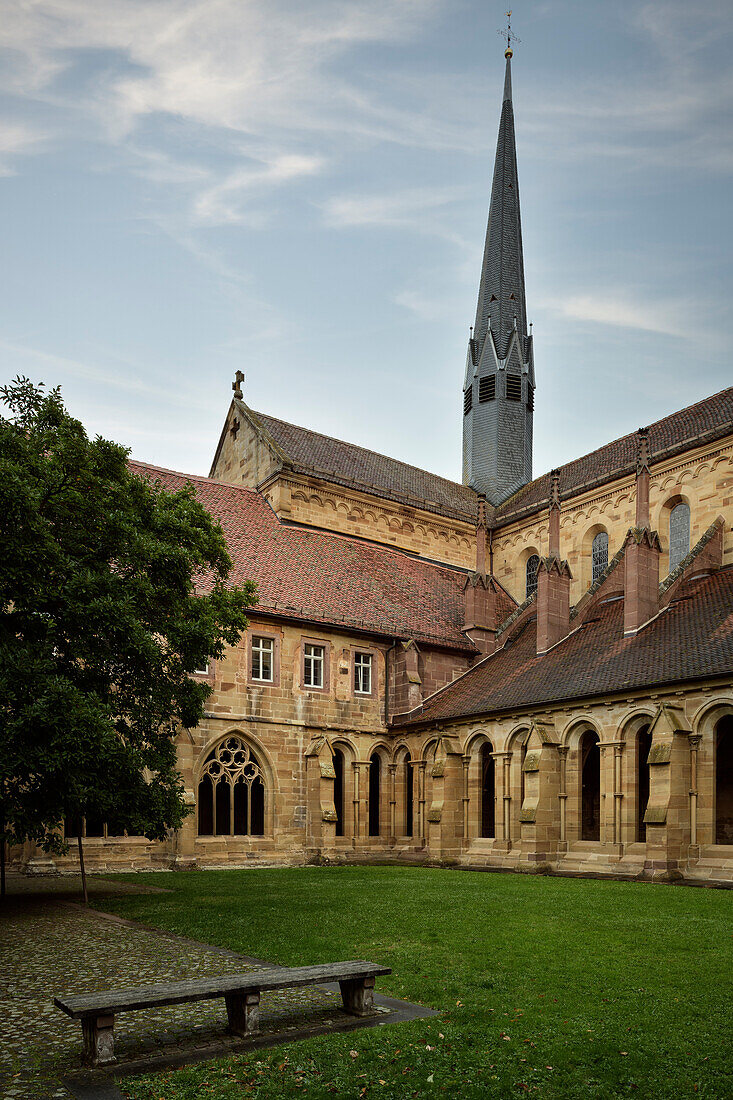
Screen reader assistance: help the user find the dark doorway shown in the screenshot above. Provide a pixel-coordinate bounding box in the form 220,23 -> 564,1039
580,730 -> 601,841
637,725 -> 652,841
368,753 -> 381,837
333,749 -> 345,837
715,716 -> 733,844
404,755 -> 413,837
480,742 -> 495,838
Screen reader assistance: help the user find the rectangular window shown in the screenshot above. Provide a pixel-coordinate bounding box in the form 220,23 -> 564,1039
479,376 -> 496,403
354,652 -> 372,695
506,374 -> 522,401
251,636 -> 274,682
194,661 -> 210,675
303,643 -> 325,688
463,387 -> 473,414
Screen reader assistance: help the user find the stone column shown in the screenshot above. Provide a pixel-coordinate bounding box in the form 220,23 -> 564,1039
388,762 -> 397,845
688,734 -> 702,863
417,761 -> 427,847
351,761 -> 361,847
461,754 -> 471,844
557,746 -> 569,852
492,751 -> 512,851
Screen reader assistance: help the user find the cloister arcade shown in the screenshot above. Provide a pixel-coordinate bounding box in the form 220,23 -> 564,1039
183,701 -> 733,881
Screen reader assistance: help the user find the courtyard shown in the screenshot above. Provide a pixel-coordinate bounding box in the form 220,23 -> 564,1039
1,867 -> 730,1099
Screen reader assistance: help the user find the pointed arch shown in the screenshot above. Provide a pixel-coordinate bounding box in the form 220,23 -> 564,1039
196,732 -> 270,838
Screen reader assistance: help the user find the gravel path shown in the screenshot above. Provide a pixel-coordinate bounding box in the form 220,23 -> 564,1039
0,876 -> 341,1099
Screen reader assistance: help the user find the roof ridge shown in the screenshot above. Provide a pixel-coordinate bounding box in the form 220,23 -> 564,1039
496,385 -> 733,517
253,409 -> 473,495
130,459 -> 259,493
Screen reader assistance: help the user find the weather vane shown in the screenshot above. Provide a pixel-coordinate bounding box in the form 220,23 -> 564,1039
498,10 -> 520,58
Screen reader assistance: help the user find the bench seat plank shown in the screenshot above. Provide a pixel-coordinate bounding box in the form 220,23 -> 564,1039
54,960 -> 391,1019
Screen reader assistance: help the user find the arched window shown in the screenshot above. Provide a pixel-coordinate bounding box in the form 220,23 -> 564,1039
368,753 -> 381,837
404,754 -> 413,837
636,725 -> 652,842
580,730 -> 600,841
715,716 -> 733,844
591,531 -> 608,582
333,748 -> 345,837
197,736 -> 265,837
526,554 -> 540,599
480,742 -> 495,838
669,502 -> 690,570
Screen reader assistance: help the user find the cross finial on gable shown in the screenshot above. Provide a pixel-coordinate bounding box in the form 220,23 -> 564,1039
232,370 -> 244,400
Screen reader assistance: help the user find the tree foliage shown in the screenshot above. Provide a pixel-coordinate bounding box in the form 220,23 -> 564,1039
0,378 -> 256,853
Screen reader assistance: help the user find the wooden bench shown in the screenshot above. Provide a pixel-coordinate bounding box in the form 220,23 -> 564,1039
54,960 -> 391,1066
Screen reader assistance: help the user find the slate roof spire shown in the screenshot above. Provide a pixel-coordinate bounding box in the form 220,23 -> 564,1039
462,43 -> 535,506
473,53 -> 527,357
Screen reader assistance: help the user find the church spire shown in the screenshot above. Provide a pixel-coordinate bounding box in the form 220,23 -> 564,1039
462,32 -> 534,506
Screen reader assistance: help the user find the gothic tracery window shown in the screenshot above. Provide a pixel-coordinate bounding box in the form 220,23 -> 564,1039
591,530 -> 609,583
197,736 -> 265,837
669,502 -> 690,570
525,554 -> 539,599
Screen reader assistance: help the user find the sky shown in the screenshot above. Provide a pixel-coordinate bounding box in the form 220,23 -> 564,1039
1,0 -> 732,484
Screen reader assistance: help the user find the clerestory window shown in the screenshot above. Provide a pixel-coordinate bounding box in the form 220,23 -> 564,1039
669,502 -> 690,570
591,531 -> 609,583
526,554 -> 540,599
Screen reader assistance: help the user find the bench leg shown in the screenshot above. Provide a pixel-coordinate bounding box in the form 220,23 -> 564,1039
81,1014 -> 116,1066
225,991 -> 261,1036
339,976 -> 375,1017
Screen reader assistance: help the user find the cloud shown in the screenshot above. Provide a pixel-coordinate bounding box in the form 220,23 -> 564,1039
0,121 -> 46,175
192,152 -> 326,226
545,293 -> 686,338
521,1 -> 733,175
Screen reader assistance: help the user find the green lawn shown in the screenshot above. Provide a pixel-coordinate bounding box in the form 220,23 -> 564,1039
96,867 -> 732,1099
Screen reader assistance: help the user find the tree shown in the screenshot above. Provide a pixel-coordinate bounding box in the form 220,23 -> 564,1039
0,378 -> 256,898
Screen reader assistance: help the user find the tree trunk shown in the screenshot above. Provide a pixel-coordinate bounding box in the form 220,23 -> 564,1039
0,803 -> 5,898
77,832 -> 88,905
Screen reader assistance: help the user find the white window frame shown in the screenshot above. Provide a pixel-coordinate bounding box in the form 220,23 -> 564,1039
303,643 -> 325,689
251,636 -> 274,682
354,652 -> 373,695
194,661 -> 210,676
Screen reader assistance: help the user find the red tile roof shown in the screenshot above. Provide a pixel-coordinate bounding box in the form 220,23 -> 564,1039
129,461 -> 494,650
250,409 -> 478,522
494,386 -> 733,525
395,566 -> 733,725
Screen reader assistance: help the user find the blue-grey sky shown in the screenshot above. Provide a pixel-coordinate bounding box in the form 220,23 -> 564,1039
1,0 -> 731,483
